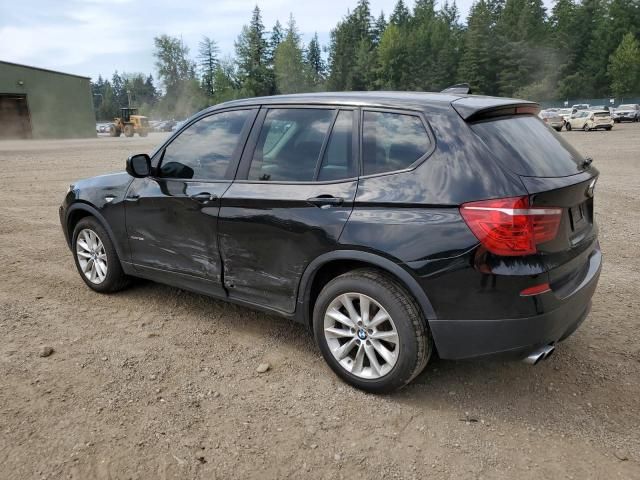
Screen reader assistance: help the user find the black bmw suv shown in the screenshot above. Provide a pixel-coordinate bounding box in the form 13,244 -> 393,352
60,92 -> 601,392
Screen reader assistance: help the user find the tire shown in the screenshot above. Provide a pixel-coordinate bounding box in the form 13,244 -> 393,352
313,268 -> 432,393
72,217 -> 130,293
606,126 -> 612,131
565,122 -> 572,131
583,123 -> 590,132
554,127 -> 562,132
109,124 -> 120,137
124,125 -> 134,137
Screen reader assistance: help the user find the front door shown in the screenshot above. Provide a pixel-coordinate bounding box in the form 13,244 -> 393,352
218,107 -> 359,313
125,108 -> 257,291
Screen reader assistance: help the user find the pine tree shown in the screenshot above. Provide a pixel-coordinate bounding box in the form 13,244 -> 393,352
306,32 -> 325,85
269,20 -> 285,63
390,0 -> 410,26
198,36 -> 219,98
458,0 -> 497,94
235,6 -> 273,96
609,32 -> 640,97
274,14 -> 312,94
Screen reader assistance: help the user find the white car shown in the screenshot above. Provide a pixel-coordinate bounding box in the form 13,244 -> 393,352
557,108 -> 573,121
565,110 -> 613,131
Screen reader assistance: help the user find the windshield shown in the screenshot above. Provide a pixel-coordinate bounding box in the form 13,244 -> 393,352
618,104 -> 634,110
471,115 -> 585,177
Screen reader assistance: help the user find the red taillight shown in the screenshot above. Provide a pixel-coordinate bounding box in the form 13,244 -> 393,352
520,283 -> 551,296
460,196 -> 562,256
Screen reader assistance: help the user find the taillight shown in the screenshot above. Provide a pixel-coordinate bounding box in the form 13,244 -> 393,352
460,196 -> 562,256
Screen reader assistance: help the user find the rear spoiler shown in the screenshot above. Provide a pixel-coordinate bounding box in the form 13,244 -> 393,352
452,97 -> 540,121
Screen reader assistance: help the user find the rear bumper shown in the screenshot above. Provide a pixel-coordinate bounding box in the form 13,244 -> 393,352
429,249 -> 601,360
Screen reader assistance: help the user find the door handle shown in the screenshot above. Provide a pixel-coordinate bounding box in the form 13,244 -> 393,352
125,194 -> 140,202
190,192 -> 217,204
307,196 -> 344,208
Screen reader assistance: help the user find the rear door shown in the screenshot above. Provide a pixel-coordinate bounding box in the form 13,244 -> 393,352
125,108 -> 257,291
218,106 -> 359,313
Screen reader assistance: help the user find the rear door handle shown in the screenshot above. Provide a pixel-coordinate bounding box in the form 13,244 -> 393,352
190,192 -> 217,204
307,196 -> 344,208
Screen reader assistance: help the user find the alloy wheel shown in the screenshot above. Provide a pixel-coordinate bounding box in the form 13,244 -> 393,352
323,292 -> 399,379
76,228 -> 108,284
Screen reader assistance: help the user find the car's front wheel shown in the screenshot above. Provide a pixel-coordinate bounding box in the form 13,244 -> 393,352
72,217 -> 130,293
565,122 -> 572,131
313,269 -> 432,393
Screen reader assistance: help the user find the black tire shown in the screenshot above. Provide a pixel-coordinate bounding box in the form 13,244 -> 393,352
72,217 -> 130,293
605,126 -> 612,131
583,123 -> 590,132
109,124 -> 120,137
554,127 -> 562,132
124,125 -> 134,137
565,122 -> 572,131
313,268 -> 432,393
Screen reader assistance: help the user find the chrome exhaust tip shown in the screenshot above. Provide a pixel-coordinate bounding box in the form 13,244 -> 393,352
523,344 -> 555,365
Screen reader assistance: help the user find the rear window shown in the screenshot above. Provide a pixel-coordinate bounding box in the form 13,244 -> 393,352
471,115 -> 585,177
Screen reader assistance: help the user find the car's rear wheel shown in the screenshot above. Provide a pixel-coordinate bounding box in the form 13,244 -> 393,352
313,269 -> 432,393
565,122 -> 572,131
72,217 -> 130,293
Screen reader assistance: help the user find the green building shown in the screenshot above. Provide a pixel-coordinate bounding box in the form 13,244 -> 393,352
0,61 -> 96,139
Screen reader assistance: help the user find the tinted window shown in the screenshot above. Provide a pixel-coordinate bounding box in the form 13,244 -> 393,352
318,110 -> 355,181
248,108 -> 334,182
471,115 -> 584,177
362,111 -> 431,176
160,110 -> 251,179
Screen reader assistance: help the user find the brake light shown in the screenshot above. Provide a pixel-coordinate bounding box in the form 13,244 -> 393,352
460,196 -> 562,256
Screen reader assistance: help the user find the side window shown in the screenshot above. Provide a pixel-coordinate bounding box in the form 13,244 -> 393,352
362,111 -> 431,176
160,110 -> 251,180
248,108 -> 334,182
317,110 -> 355,181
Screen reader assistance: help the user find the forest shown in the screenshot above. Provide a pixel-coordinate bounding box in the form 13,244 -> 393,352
91,0 -> 640,120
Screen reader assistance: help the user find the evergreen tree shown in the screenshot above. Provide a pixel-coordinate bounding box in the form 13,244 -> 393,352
198,36 -> 219,98
390,0 -> 411,26
327,0 -> 376,90
269,20 -> 285,63
609,32 -> 640,97
235,6 -> 273,96
458,0 -> 497,94
274,14 -> 312,93
306,32 -> 326,85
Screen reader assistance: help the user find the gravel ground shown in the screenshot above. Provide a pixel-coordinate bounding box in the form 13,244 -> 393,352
1,125 -> 639,479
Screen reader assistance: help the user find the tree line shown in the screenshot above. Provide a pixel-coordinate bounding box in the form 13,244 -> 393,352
91,0 -> 640,120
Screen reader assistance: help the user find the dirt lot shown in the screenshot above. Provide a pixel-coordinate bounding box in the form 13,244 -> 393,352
1,124 -> 639,479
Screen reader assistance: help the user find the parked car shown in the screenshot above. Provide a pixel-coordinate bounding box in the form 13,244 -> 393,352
565,109 -> 613,131
59,92 -> 601,392
613,104 -> 640,122
558,108 -> 573,121
571,104 -> 590,112
539,110 -> 565,131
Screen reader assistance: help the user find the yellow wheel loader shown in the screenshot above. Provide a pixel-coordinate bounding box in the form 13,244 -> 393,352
109,108 -> 149,137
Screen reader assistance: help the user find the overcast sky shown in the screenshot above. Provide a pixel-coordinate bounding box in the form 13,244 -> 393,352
0,0 -> 548,82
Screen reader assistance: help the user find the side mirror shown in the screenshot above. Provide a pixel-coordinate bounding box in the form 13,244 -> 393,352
126,154 -> 151,178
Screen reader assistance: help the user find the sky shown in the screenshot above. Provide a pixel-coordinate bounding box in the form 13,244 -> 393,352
0,0 -> 546,82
